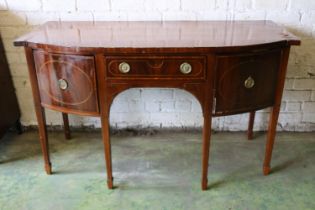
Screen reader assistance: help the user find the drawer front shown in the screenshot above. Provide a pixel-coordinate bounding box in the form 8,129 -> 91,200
33,51 -> 99,115
215,50 -> 282,115
105,56 -> 206,79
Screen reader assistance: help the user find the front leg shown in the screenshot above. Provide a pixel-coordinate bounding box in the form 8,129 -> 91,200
35,107 -> 51,174
24,47 -> 51,174
263,106 -> 280,175
263,47 -> 291,175
201,112 -> 213,190
100,108 -> 114,189
95,53 -> 114,189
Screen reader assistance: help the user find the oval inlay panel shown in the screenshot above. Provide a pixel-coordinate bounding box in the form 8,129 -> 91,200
38,60 -> 94,106
215,50 -> 281,115
217,60 -> 265,104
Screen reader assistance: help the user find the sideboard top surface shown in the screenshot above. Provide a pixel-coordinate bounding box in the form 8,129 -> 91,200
14,21 -> 300,52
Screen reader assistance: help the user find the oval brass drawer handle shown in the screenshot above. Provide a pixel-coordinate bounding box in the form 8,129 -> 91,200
58,79 -> 68,90
119,62 -> 131,73
244,76 -> 255,89
180,62 -> 192,74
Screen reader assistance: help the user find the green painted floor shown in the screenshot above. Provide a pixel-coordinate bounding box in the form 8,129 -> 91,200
0,130 -> 314,210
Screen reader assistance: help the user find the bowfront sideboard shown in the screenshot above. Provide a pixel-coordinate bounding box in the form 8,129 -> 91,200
14,21 -> 300,190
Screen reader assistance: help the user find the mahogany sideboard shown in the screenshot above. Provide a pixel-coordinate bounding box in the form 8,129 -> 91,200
14,21 -> 300,190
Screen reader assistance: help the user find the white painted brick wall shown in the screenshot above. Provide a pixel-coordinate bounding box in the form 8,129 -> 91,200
0,0 -> 314,131
303,102 -> 315,113
254,0 -> 288,10
283,91 -> 311,101
7,0 -> 41,11
76,0 -> 110,11
145,0 -> 180,11
0,0 -> 8,10
181,0 -> 214,11
234,0 -> 252,12
42,0 -> 76,12
111,0 -> 145,11
290,0 -> 315,11
294,79 -> 315,90
286,102 -> 301,112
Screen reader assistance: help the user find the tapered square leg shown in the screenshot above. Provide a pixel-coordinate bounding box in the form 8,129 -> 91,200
35,107 -> 52,175
201,114 -> 212,191
95,53 -> 114,189
24,47 -> 51,175
45,162 -> 52,174
263,166 -> 271,175
247,111 -> 255,140
100,113 -> 114,189
62,113 -> 71,140
263,106 -> 280,175
263,47 -> 291,176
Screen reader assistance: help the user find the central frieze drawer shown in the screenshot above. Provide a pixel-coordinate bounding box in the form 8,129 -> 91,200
105,56 -> 206,79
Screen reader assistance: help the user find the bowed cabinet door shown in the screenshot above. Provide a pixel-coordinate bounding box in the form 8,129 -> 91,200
214,49 -> 282,116
33,51 -> 99,116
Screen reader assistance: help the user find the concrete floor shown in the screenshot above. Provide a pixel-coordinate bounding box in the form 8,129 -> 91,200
0,130 -> 314,210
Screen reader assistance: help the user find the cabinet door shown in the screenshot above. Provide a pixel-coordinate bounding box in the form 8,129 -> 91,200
33,51 -> 99,116
214,50 -> 282,116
